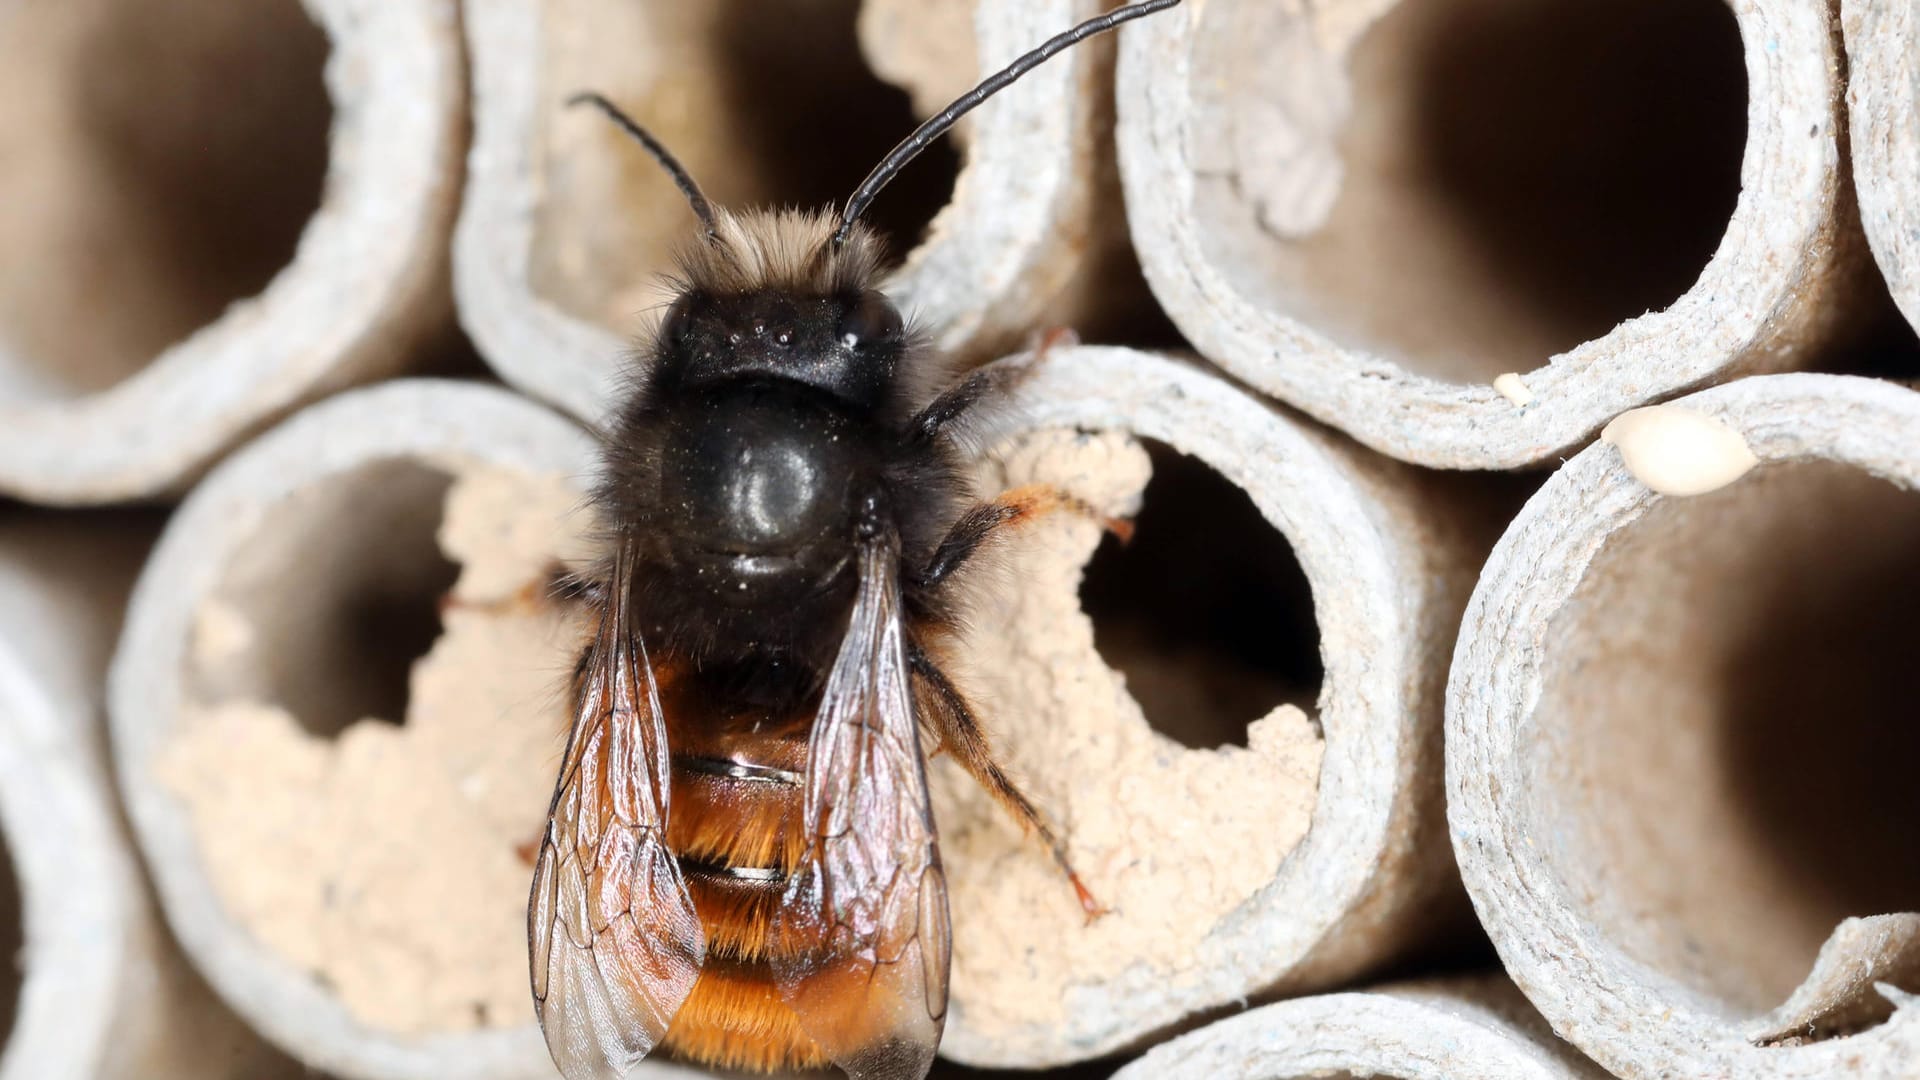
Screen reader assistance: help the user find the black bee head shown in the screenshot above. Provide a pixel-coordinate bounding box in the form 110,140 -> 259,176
657,287 -> 906,412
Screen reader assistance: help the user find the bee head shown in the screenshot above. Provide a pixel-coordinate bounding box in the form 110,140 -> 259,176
567,0 -> 1186,409
655,280 -> 908,410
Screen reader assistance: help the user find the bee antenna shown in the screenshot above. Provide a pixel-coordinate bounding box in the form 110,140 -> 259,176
567,91 -> 719,241
832,0 -> 1183,250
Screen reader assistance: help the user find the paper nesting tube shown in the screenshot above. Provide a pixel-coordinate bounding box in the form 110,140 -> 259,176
0,516 -> 296,1080
1108,976 -> 1605,1080
933,347 -> 1477,1066
1844,0 -> 1920,334
0,0 -> 464,505
108,382 -> 618,1080
456,0 -> 1119,425
1448,374 -> 1920,1077
1116,0 -> 1871,469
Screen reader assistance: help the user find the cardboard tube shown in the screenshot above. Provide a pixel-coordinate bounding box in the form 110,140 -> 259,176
1449,374 -> 1920,1077
0,0 -> 464,504
106,382 -> 666,1080
0,515 -> 297,1080
1117,0 -> 1869,469
935,348 -> 1475,1066
456,0 -> 1116,424
1844,0 -> 1920,334
1110,977 -> 1605,1080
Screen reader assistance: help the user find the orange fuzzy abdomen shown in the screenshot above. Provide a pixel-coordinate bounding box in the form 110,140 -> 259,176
658,688 -> 827,1073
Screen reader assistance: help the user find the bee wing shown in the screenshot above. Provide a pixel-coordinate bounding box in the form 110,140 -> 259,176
530,550 -> 705,1080
772,536 -> 952,1080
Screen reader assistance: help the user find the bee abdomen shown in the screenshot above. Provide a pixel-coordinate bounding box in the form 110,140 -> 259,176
670,752 -> 810,961
662,750 -> 830,1072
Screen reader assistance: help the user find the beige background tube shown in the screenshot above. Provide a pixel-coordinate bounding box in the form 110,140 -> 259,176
1117,0 -> 1865,469
936,347 -> 1475,1065
1448,374 -> 1920,1077
1109,977 -> 1605,1080
104,382 -> 713,1080
0,517 -> 296,1080
0,0 -> 463,504
456,0 -> 1116,425
1844,0 -> 1920,334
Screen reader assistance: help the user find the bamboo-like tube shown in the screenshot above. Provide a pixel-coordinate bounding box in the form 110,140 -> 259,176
0,515 -> 298,1080
1116,0 -> 1869,469
456,0 -> 1118,425
0,0 -> 464,504
109,350 -> 1475,1072
1844,0 -> 1920,334
1448,374 -> 1920,1077
1109,977 -> 1605,1080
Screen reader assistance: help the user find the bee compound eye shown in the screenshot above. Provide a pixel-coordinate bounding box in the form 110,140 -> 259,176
660,293 -> 698,344
837,290 -> 904,351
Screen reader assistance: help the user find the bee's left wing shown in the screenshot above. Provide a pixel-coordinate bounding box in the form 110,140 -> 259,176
772,535 -> 952,1080
529,548 -> 705,1080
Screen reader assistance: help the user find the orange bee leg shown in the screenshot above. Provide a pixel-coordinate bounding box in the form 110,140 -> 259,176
908,646 -> 1110,924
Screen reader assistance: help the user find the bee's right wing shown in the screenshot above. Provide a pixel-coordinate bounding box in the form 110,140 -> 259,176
771,535 -> 952,1080
529,550 -> 705,1080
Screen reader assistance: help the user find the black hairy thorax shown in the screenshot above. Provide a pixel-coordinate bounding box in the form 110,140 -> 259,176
595,209 -> 970,690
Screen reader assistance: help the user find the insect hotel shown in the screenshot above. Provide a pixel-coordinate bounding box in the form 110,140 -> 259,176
0,1 -> 1914,1078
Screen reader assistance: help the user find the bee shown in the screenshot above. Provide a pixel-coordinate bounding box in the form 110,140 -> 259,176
528,3 -> 1181,1077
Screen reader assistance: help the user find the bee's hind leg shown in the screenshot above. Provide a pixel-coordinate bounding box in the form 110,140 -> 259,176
907,644 -> 1110,923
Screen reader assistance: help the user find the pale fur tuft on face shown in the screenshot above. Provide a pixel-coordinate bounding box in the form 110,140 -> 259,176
674,208 -> 888,296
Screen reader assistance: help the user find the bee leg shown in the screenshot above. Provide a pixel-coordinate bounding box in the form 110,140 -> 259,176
545,563 -> 604,605
908,645 -> 1110,923
909,364 -> 1032,444
919,484 -> 1133,591
908,326 -> 1078,444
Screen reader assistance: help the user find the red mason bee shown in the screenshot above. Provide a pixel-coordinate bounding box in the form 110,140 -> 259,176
528,3 -> 1180,1076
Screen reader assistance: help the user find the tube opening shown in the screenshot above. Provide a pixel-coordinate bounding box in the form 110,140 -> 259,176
0,0 -> 331,405
1079,442 -> 1322,749
1532,461 -> 1920,1021
193,461 -> 459,737
1189,0 -> 1745,382
1829,281 -> 1920,382
165,463 -> 587,1035
533,0 -> 961,334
